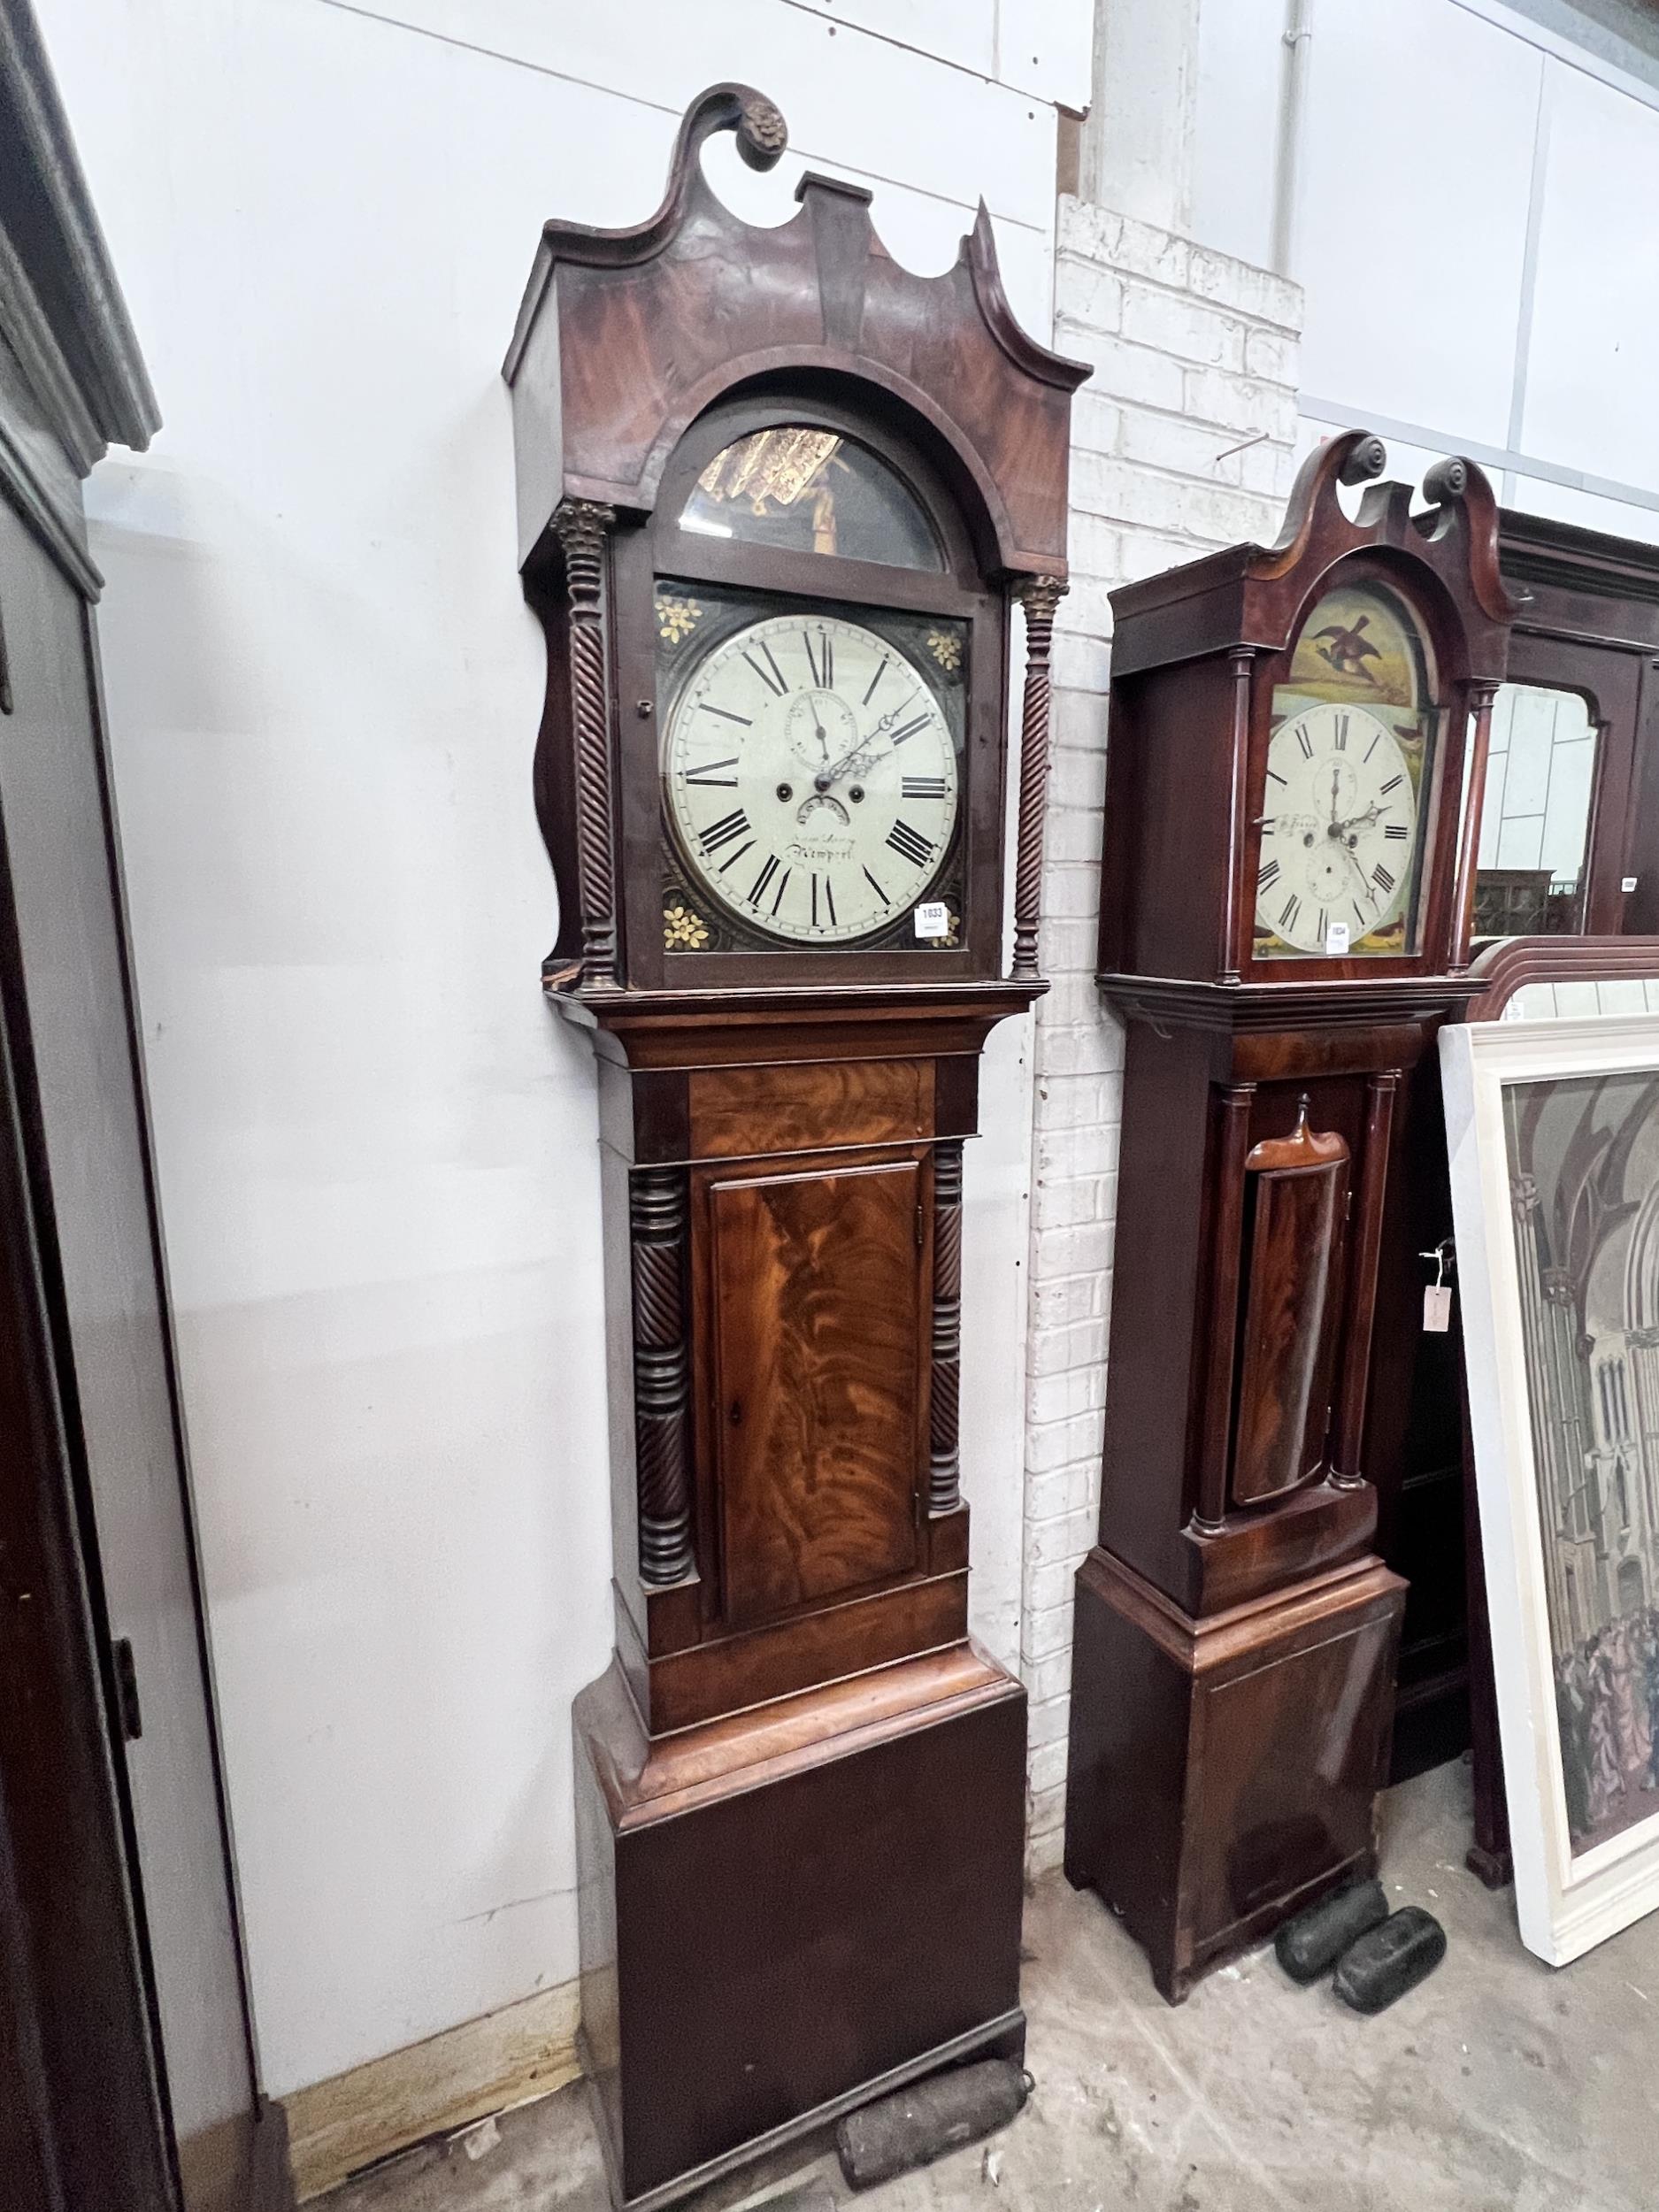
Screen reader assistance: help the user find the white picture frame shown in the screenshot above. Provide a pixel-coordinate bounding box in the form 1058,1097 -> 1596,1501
1443,1012 -> 1659,1963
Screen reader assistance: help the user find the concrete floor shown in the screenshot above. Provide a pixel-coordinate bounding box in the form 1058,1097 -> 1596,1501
326,1761 -> 1659,2212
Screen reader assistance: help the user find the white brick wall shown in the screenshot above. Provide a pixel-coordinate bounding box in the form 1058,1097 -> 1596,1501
1020,198 -> 1304,1871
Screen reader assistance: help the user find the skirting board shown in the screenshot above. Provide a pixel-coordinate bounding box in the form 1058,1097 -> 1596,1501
284,1979 -> 580,2200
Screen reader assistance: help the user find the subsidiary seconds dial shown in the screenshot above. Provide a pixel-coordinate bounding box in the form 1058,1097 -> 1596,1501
664,612 -> 959,944
1256,703 -> 1417,954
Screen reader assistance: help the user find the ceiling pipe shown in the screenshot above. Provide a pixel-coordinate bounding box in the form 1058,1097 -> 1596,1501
1271,0 -> 1317,277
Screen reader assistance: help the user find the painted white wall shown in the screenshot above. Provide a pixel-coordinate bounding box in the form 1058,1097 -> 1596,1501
1080,0 -> 1203,233
1190,0 -> 1284,271
1520,61 -> 1659,492
1194,0 -> 1659,540
40,0 -> 1089,2096
1297,0 -> 1542,449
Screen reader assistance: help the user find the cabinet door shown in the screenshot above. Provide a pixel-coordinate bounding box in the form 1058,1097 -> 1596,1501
709,1156 -> 925,1628
0,500 -> 259,2206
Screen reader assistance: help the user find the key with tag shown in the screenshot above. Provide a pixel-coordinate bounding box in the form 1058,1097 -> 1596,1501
1419,1240 -> 1453,1332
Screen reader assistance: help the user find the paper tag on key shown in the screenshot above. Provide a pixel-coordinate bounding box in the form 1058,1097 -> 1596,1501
1423,1285 -> 1452,1332
913,901 -> 949,941
1325,921 -> 1351,956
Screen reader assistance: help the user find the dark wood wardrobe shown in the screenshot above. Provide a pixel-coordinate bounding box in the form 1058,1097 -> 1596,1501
0,6 -> 290,2207
1385,507 -> 1659,1786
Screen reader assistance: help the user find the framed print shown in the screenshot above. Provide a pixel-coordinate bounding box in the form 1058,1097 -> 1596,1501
1444,1012 -> 1659,1963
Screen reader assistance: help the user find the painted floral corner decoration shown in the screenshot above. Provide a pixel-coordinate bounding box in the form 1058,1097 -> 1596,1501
925,909 -> 961,949
664,901 -> 710,951
657,593 -> 702,647
926,629 -> 962,675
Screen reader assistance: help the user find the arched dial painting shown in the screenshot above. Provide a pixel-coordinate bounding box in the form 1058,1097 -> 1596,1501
656,419 -> 971,957
1255,577 -> 1440,960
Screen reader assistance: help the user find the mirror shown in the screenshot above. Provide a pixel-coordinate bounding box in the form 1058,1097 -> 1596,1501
1473,685 -> 1599,939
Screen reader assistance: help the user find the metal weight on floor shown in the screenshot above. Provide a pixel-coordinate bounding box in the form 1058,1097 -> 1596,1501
835,2059 -> 1031,2189
1275,1878 -> 1390,1984
1333,1908 -> 1448,2014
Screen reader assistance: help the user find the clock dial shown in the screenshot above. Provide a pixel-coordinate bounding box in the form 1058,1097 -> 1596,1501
1255,703 -> 1418,956
664,611 -> 959,945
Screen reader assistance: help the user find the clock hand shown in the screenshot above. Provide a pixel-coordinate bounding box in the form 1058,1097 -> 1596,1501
817,695 -> 921,787
1339,842 -> 1375,903
818,750 -> 879,791
1329,801 -> 1386,839
867,694 -> 918,741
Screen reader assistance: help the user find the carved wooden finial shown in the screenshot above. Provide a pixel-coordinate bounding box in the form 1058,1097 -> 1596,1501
735,90 -> 787,169
1337,434 -> 1387,487
1421,455 -> 1469,508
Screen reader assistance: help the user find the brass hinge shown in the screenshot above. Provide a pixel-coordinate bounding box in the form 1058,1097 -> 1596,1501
113,1637 -> 142,1742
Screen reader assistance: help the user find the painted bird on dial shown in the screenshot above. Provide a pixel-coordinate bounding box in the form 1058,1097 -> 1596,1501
1313,613 -> 1383,683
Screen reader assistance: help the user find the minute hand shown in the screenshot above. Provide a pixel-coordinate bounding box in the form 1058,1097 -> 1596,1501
818,695 -> 922,786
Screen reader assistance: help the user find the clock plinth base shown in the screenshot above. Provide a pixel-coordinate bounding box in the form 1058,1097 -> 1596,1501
574,1642 -> 1027,2210
1063,1545 -> 1404,2003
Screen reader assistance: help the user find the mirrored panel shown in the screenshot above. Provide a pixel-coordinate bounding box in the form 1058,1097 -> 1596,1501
679,427 -> 942,570
1473,685 -> 1599,940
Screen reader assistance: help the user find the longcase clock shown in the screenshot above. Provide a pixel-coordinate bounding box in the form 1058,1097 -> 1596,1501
1065,433 -> 1517,2000
503,86 -> 1085,2207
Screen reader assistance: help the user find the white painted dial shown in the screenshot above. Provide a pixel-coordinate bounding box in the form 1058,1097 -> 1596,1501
664,612 -> 959,945
1256,702 -> 1418,954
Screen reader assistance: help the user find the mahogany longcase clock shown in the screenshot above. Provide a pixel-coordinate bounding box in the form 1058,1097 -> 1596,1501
1065,434 -> 1517,2001
503,87 -> 1084,2207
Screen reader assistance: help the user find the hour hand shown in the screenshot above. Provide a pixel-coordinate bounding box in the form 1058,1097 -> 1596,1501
820,734 -> 887,787
835,693 -> 917,765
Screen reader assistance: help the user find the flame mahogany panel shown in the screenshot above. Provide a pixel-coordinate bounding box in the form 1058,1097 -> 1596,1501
689,1058 -> 930,1159
708,1154 -> 926,1628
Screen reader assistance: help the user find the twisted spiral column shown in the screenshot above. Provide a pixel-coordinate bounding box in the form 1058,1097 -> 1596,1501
552,498 -> 619,989
629,1168 -> 695,1584
1011,574 -> 1067,981
928,1142 -> 965,1517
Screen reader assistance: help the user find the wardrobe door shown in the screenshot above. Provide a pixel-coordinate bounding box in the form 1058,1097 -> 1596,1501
0,497 -> 260,2208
